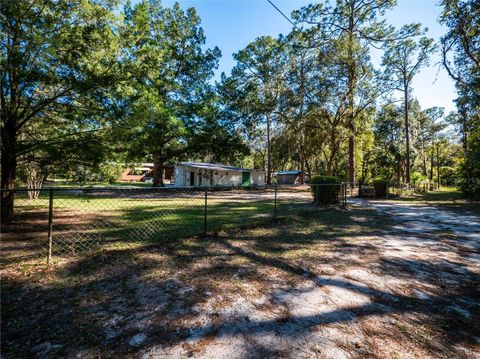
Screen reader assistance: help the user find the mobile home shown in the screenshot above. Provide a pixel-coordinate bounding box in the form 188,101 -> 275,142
174,162 -> 265,187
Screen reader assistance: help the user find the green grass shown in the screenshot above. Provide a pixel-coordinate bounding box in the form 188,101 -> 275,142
392,187 -> 480,214
45,181 -> 152,188
12,191 -> 279,247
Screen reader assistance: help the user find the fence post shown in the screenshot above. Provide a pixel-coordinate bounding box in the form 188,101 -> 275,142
203,187 -> 208,235
204,188 -> 208,235
343,183 -> 347,207
47,188 -> 54,265
274,184 -> 277,221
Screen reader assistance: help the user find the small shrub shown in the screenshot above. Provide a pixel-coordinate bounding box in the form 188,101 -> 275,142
411,172 -> 427,186
460,178 -> 480,200
439,166 -> 461,187
310,175 -> 341,205
372,178 -> 388,197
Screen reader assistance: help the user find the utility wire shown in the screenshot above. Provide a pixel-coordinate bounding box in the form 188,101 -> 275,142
266,0 -> 301,32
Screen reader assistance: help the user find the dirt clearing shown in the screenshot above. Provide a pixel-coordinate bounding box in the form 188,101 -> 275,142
1,198 -> 479,358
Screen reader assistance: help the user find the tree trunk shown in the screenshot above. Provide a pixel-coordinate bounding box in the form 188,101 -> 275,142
299,135 -> 306,184
305,158 -> 312,181
429,148 -> 434,189
327,159 -> 333,176
348,134 -> 355,185
422,151 -> 427,176
404,86 -> 411,185
300,154 -> 305,184
436,143 -> 440,189
346,6 -> 356,188
396,162 -> 401,185
1,121 -> 17,222
152,151 -> 164,187
26,162 -> 43,200
266,113 -> 271,185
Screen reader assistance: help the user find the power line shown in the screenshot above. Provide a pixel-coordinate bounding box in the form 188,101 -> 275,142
266,0 -> 301,32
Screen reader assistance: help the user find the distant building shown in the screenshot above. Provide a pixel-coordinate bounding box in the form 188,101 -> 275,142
274,170 -> 308,185
174,162 -> 265,187
119,163 -> 173,183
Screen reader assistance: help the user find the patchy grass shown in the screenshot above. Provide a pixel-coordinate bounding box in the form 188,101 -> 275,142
2,195 -> 479,358
390,187 -> 480,215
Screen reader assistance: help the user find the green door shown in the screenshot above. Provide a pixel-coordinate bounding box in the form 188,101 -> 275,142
242,171 -> 251,186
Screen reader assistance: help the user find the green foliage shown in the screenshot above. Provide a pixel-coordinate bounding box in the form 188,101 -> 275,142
118,1 -> 244,186
64,162 -> 121,185
310,175 -> 341,205
97,163 -> 124,184
440,0 -> 480,199
438,166 -> 459,186
411,172 -> 427,185
460,178 -> 480,200
1,0 -> 122,219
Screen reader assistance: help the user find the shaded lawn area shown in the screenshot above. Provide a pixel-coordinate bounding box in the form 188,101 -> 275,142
1,188 -> 314,265
391,187 -> 480,214
1,201 -> 479,358
41,181 -> 154,188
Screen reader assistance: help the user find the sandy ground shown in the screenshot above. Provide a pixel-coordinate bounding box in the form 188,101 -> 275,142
140,199 -> 480,359
2,198 -> 479,358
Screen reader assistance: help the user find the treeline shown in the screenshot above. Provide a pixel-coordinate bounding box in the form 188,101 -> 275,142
220,0 -> 478,193
1,0 -> 479,219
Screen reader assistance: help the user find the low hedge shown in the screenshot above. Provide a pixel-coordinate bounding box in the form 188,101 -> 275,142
310,175 -> 341,205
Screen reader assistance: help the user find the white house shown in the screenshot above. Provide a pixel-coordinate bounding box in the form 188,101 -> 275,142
174,162 -> 265,187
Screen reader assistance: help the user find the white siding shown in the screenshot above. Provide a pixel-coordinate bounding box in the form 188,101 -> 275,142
174,166 -> 186,187
214,171 -> 241,186
251,171 -> 265,185
174,163 -> 265,187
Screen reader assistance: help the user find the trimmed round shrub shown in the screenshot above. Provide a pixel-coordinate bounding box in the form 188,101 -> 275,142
373,178 -> 388,197
310,175 -> 341,205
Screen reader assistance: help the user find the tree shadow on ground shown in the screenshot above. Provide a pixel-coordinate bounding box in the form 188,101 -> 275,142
2,204 -> 479,358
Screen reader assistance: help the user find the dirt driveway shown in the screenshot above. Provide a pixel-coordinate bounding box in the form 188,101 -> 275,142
2,198 -> 479,358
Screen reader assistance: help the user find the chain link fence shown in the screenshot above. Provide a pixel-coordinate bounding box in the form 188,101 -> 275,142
1,184 -> 351,265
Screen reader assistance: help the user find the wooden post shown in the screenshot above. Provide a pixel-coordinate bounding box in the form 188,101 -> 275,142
47,188 -> 54,265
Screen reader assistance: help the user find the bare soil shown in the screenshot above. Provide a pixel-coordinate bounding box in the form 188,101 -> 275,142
1,198 -> 479,358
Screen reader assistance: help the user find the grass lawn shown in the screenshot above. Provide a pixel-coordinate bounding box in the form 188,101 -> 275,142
44,181 -> 153,188
391,187 -> 480,214
2,187 -> 316,265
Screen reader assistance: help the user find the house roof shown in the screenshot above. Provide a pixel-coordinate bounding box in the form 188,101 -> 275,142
274,170 -> 302,175
176,162 -> 262,173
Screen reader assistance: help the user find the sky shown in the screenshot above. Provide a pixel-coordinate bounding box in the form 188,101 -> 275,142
162,0 -> 457,113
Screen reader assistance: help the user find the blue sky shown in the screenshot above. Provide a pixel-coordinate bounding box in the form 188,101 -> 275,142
162,0 -> 457,113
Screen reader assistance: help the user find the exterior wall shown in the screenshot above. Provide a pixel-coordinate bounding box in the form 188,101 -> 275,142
212,171 -> 241,186
277,174 -> 298,185
119,169 -> 146,182
174,165 -> 186,187
174,164 -> 265,187
251,171 -> 265,186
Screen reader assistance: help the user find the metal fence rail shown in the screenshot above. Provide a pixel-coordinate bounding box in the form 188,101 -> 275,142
1,184 -> 350,265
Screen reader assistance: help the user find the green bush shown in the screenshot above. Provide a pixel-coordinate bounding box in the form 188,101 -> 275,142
439,166 -> 460,186
310,175 -> 341,205
372,178 -> 388,197
411,172 -> 427,185
460,178 -> 480,200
